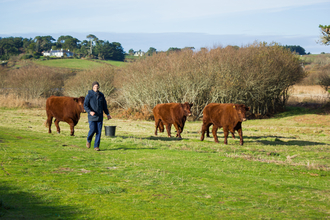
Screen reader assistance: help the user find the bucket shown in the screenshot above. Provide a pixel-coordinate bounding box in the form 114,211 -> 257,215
104,126 -> 116,137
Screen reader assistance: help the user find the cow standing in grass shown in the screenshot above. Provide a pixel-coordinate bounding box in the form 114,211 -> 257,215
153,102 -> 193,139
200,103 -> 250,145
46,96 -> 85,136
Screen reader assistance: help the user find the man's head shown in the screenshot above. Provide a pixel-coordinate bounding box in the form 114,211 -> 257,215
92,81 -> 99,92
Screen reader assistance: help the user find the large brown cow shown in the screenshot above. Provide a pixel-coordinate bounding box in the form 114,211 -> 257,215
153,102 -> 193,138
200,103 -> 250,145
46,96 -> 85,136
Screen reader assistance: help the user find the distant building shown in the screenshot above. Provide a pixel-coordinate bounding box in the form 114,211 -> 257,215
134,51 -> 145,56
42,49 -> 74,57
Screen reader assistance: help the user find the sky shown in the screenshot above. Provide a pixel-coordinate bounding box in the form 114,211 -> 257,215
1,0 -> 329,54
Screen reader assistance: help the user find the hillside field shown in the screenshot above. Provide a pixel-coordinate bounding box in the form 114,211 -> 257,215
0,107 -> 329,219
32,58 -> 126,69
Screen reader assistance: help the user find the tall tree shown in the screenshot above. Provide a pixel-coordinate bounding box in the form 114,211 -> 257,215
0,37 -> 21,59
94,41 -> 125,61
86,34 -> 98,55
283,45 -> 306,55
318,25 -> 330,46
128,48 -> 134,55
34,36 -> 55,52
146,47 -> 156,56
56,35 -> 80,51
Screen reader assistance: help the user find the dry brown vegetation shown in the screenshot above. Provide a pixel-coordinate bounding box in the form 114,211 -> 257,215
63,65 -> 116,97
0,62 -> 116,108
300,54 -> 330,87
118,42 -> 305,118
2,45 -> 329,120
287,85 -> 330,104
0,94 -> 47,108
0,61 -> 74,100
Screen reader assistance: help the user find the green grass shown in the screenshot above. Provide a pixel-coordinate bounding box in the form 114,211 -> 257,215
33,59 -> 124,70
0,107 -> 330,219
96,60 -> 128,67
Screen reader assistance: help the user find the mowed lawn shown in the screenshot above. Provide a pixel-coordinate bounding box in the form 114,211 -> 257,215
0,107 -> 329,219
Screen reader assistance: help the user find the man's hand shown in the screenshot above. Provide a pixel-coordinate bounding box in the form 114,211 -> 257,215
90,111 -> 95,116
107,115 -> 112,120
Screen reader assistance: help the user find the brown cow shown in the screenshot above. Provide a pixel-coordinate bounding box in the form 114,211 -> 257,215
46,96 -> 85,136
153,102 -> 193,138
200,103 -> 249,145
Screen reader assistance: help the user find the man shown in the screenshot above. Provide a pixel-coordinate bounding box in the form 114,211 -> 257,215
84,81 -> 112,151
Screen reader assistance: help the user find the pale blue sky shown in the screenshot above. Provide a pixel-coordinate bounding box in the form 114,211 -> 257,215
1,0 -> 329,54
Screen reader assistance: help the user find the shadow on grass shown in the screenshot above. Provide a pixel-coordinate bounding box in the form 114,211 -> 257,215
247,135 -> 296,140
244,135 -> 326,146
256,139 -> 325,146
272,106 -> 319,119
204,135 -> 326,146
0,182 -> 78,219
108,146 -> 158,151
109,135 -> 185,142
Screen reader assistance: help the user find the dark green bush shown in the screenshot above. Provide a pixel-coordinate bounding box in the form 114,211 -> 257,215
20,54 -> 33,60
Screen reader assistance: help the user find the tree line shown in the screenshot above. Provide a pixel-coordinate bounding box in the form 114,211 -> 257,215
0,34 -> 125,61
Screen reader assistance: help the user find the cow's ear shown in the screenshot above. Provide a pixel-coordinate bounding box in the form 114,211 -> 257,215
73,98 -> 78,103
246,106 -> 250,111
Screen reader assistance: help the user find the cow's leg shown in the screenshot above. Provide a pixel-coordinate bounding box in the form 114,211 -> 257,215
212,125 -> 219,143
54,119 -> 60,134
165,123 -> 172,137
200,123 -> 208,141
206,124 -> 212,137
46,114 -> 53,133
180,120 -> 186,134
229,129 -> 235,139
223,127 -> 229,145
155,119 -> 160,136
69,123 -> 75,136
65,119 -> 75,136
173,123 -> 181,138
238,128 -> 243,145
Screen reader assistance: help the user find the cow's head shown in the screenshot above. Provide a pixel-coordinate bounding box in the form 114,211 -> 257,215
234,104 -> 250,122
182,102 -> 193,117
74,96 -> 86,113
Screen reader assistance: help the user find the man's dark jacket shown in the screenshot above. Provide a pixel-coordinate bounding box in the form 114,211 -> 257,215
84,90 -> 109,122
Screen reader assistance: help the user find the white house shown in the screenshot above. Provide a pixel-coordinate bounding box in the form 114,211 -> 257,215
134,51 -> 145,56
42,49 -> 74,57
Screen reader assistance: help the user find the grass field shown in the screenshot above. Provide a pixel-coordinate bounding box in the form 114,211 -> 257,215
0,107 -> 330,219
33,58 -> 125,69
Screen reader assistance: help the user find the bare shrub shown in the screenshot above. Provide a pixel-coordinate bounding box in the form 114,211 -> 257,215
7,63 -> 64,99
63,65 -> 116,97
0,66 -> 8,91
317,64 -> 330,92
313,54 -> 330,66
118,42 -> 305,118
